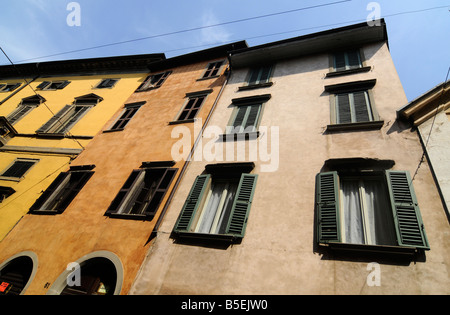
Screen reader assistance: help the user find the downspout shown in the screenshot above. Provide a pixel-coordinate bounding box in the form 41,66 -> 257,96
149,60 -> 232,241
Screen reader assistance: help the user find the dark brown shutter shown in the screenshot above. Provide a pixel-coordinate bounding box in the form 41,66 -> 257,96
143,168 -> 177,219
105,170 -> 142,215
29,172 -> 69,212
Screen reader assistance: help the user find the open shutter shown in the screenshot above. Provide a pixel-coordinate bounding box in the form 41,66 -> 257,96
386,171 -> 430,250
29,172 -> 69,212
55,171 -> 94,213
36,81 -> 51,90
7,105 -> 34,125
225,174 -> 258,239
36,105 -> 72,134
173,174 -> 210,233
56,106 -> 91,133
316,172 -> 341,244
56,81 -> 71,89
143,168 -> 177,219
106,170 -> 142,215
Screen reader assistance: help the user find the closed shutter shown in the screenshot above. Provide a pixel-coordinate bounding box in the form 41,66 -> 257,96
56,81 -> 71,89
36,81 -> 51,90
36,105 -> 72,134
7,105 -> 34,125
259,66 -> 272,84
336,94 -> 351,124
173,174 -> 210,233
29,172 -> 69,212
385,171 -> 430,250
347,50 -> 361,69
225,174 -> 258,239
334,52 -> 346,71
245,104 -> 262,132
353,91 -> 371,122
316,172 -> 341,243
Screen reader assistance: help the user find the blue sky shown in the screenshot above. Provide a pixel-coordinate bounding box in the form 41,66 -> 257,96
0,0 -> 449,101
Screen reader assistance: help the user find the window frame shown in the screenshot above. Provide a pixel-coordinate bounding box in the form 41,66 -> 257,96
94,79 -> 119,89
325,79 -> 383,132
0,83 -> 21,93
326,49 -> 371,77
170,90 -> 212,124
316,167 -> 430,255
29,166 -> 95,215
105,163 -> 178,221
239,65 -> 274,91
36,81 -> 71,91
0,158 -> 39,181
105,101 -> 145,132
136,71 -> 172,92
199,60 -> 225,80
172,163 -> 258,244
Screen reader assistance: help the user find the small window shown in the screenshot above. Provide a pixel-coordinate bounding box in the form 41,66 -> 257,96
173,163 -> 258,243
201,61 -> 224,79
6,95 -> 45,125
0,159 -> 38,180
316,169 -> 430,251
95,79 -> 119,89
105,164 -> 177,220
137,71 -> 171,92
247,65 -> 273,86
29,166 -> 95,214
175,94 -> 207,123
0,186 -> 15,202
333,50 -> 362,72
36,81 -> 71,90
0,83 -> 21,92
107,102 -> 144,132
335,91 -> 373,124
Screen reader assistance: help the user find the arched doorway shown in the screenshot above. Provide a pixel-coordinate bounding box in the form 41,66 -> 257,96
48,251 -> 123,295
0,252 -> 38,295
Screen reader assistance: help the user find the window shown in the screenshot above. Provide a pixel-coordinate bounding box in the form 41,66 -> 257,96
334,50 -> 362,72
0,255 -> 36,296
36,81 -> 71,90
137,71 -> 171,91
316,168 -> 430,252
201,61 -> 224,79
6,95 -> 45,125
95,79 -> 119,89
0,83 -> 21,92
105,162 -> 177,220
172,91 -> 212,123
325,79 -> 382,131
173,163 -> 258,243
36,94 -> 102,135
223,94 -> 270,139
107,102 -> 145,132
29,166 -> 95,214
0,159 -> 38,180
0,186 -> 15,202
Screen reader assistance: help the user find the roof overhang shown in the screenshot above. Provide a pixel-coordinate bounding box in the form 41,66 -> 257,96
397,81 -> 450,126
230,19 -> 388,69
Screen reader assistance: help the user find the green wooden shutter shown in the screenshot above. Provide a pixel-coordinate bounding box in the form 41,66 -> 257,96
336,94 -> 351,124
316,172 -> 341,244
173,174 -> 210,233
353,91 -> 371,122
225,174 -> 258,239
385,171 -> 430,250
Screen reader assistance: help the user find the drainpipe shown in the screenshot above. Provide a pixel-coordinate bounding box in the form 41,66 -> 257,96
149,62 -> 232,241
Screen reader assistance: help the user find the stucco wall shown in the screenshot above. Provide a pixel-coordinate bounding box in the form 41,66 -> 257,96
130,42 -> 450,295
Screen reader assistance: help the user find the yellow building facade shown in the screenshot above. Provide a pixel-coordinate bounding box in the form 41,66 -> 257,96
0,54 -> 164,241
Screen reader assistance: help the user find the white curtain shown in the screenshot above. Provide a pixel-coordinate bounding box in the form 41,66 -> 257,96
196,182 -> 238,234
341,178 -> 397,246
341,179 -> 365,244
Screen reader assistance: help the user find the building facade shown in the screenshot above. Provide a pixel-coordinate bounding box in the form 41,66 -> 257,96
0,54 -> 164,243
130,21 -> 450,294
0,43 -> 247,295
397,81 -> 450,220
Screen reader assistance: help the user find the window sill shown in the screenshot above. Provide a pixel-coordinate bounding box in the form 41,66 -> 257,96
29,209 -> 61,215
218,131 -> 260,141
323,242 -> 421,257
168,118 -> 195,125
326,120 -> 384,132
196,75 -> 220,82
238,82 -> 273,91
325,66 -> 372,78
173,231 -> 241,244
105,213 -> 154,221
103,128 -> 124,133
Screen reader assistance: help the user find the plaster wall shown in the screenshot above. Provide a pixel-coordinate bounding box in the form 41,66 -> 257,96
130,42 -> 450,295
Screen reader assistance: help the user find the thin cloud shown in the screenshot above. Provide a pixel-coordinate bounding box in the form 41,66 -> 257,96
198,10 -> 232,45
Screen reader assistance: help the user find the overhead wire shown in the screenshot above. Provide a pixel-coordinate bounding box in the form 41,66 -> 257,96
0,46 -> 86,151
